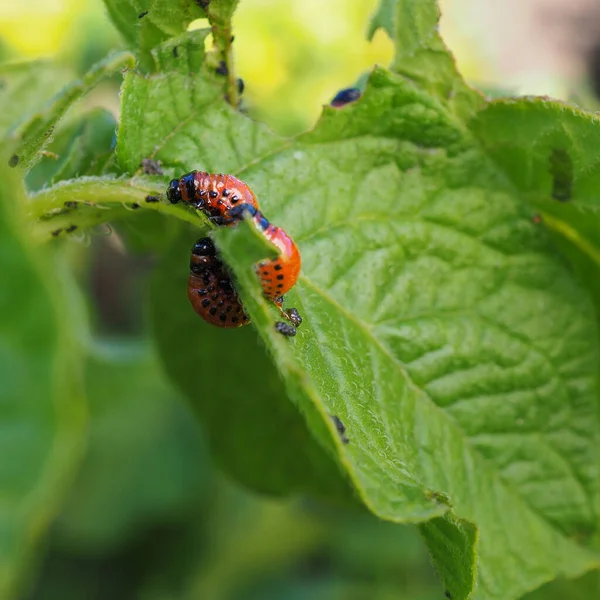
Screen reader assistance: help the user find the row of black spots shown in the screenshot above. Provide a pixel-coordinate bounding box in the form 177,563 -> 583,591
549,147 -> 573,202
51,225 -> 78,237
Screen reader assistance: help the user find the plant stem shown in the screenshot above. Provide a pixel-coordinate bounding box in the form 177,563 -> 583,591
26,176 -> 210,243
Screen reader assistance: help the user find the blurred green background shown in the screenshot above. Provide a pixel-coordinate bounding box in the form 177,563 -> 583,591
2,0 -> 599,598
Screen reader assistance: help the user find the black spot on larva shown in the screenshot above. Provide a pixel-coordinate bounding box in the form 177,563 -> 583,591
190,263 -> 204,275
209,306 -> 217,316
208,285 -> 215,292
196,289 -> 207,296
276,274 -> 284,280
209,190 -> 218,198
64,200 -> 78,208
202,275 -> 211,285
66,225 -> 77,233
219,313 -> 227,322
131,203 -> 140,209
145,195 -> 160,203
201,298 -> 211,308
232,316 -> 239,323
330,415 -> 349,444
8,154 -> 19,168
219,278 -> 232,292
222,189 -> 230,197
262,270 -> 270,276
138,10 -> 148,18
217,299 -> 224,306
212,293 -> 218,300
274,264 -> 283,270
51,229 -> 62,237
226,305 -> 232,312
277,283 -> 284,289
230,195 -> 239,204
173,46 -> 179,58
549,148 -> 573,202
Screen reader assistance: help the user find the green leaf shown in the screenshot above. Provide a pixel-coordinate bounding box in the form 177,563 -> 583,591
205,67 -> 600,599
0,155 -> 86,597
0,60 -> 73,137
149,226 -> 353,500
10,52 -> 134,171
55,339 -> 209,552
116,31 -> 283,175
102,0 -> 204,70
469,97 -> 600,363
26,108 -> 118,192
419,514 -> 478,600
367,0 -> 483,119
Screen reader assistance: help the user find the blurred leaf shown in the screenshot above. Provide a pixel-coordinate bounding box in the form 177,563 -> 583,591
205,0 -> 240,22
210,66 -> 600,599
0,155 -> 86,597
26,108 -> 118,192
150,226 -> 353,499
116,30 -> 284,175
55,339 -> 209,553
10,52 -> 134,172
522,570 -> 600,600
0,61 -> 73,136
367,0 -> 483,119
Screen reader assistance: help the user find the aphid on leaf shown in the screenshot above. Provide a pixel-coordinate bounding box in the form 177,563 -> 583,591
330,87 -> 361,108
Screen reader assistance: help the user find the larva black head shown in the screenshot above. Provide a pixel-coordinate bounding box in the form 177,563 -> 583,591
192,237 -> 216,257
167,179 -> 182,204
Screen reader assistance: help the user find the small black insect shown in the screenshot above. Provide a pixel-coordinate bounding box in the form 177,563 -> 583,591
237,78 -> 245,94
330,415 -> 349,444
330,87 -> 361,108
138,10 -> 148,19
275,321 -> 296,337
131,203 -> 140,210
8,154 -> 19,168
66,225 -> 78,233
144,195 -> 160,203
173,45 -> 179,58
216,60 -> 228,76
51,228 -> 63,237
140,158 -> 163,175
64,201 -> 78,208
283,307 -> 302,327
